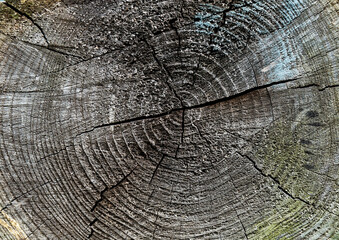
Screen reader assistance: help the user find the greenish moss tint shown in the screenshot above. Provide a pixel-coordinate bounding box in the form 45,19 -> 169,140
251,119 -> 339,239
0,0 -> 59,22
250,197 -> 339,239
0,4 -> 19,22
250,199 -> 306,240
256,121 -> 308,199
331,229 -> 339,240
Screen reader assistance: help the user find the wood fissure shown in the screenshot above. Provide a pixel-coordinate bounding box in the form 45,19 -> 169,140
76,77 -> 302,137
0,0 -> 338,239
3,2 -> 49,45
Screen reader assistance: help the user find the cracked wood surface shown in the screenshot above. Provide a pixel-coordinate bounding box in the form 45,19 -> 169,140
0,0 -> 338,239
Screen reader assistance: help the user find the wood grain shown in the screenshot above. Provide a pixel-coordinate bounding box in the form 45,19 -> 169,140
0,0 -> 338,239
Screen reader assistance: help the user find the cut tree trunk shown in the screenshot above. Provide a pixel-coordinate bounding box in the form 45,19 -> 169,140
0,0 -> 338,239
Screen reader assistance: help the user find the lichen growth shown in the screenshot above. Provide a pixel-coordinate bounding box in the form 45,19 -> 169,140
250,198 -> 339,240
256,121 -> 312,201
0,0 -> 59,22
0,0 -> 60,37
251,117 -> 339,239
250,199 -> 306,240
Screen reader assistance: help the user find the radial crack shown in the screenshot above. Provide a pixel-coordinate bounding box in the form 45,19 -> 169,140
88,229 -> 94,239
89,218 -> 98,226
266,88 -> 275,121
237,212 -> 248,240
246,55 -> 258,86
90,170 -> 134,212
89,170 -> 134,239
3,2 -> 50,46
290,83 -> 320,89
192,122 -> 211,144
149,155 -> 165,185
237,152 -> 339,217
306,168 -> 338,185
88,218 -> 98,239
76,77 -> 300,137
236,152 -> 312,205
291,83 -> 339,91
35,48 -> 123,78
76,110 -> 175,137
90,185 -> 108,212
37,145 -> 72,164
319,84 -> 339,91
228,173 -> 249,240
0,181 -> 52,211
151,212 -> 159,240
0,31 -> 84,59
142,38 -> 184,107
175,109 -> 185,159
27,217 -> 51,238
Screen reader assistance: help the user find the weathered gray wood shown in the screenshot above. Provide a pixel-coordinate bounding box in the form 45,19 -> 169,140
0,0 -> 338,239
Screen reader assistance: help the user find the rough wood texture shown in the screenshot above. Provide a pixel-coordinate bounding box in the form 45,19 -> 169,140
0,0 -> 338,239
